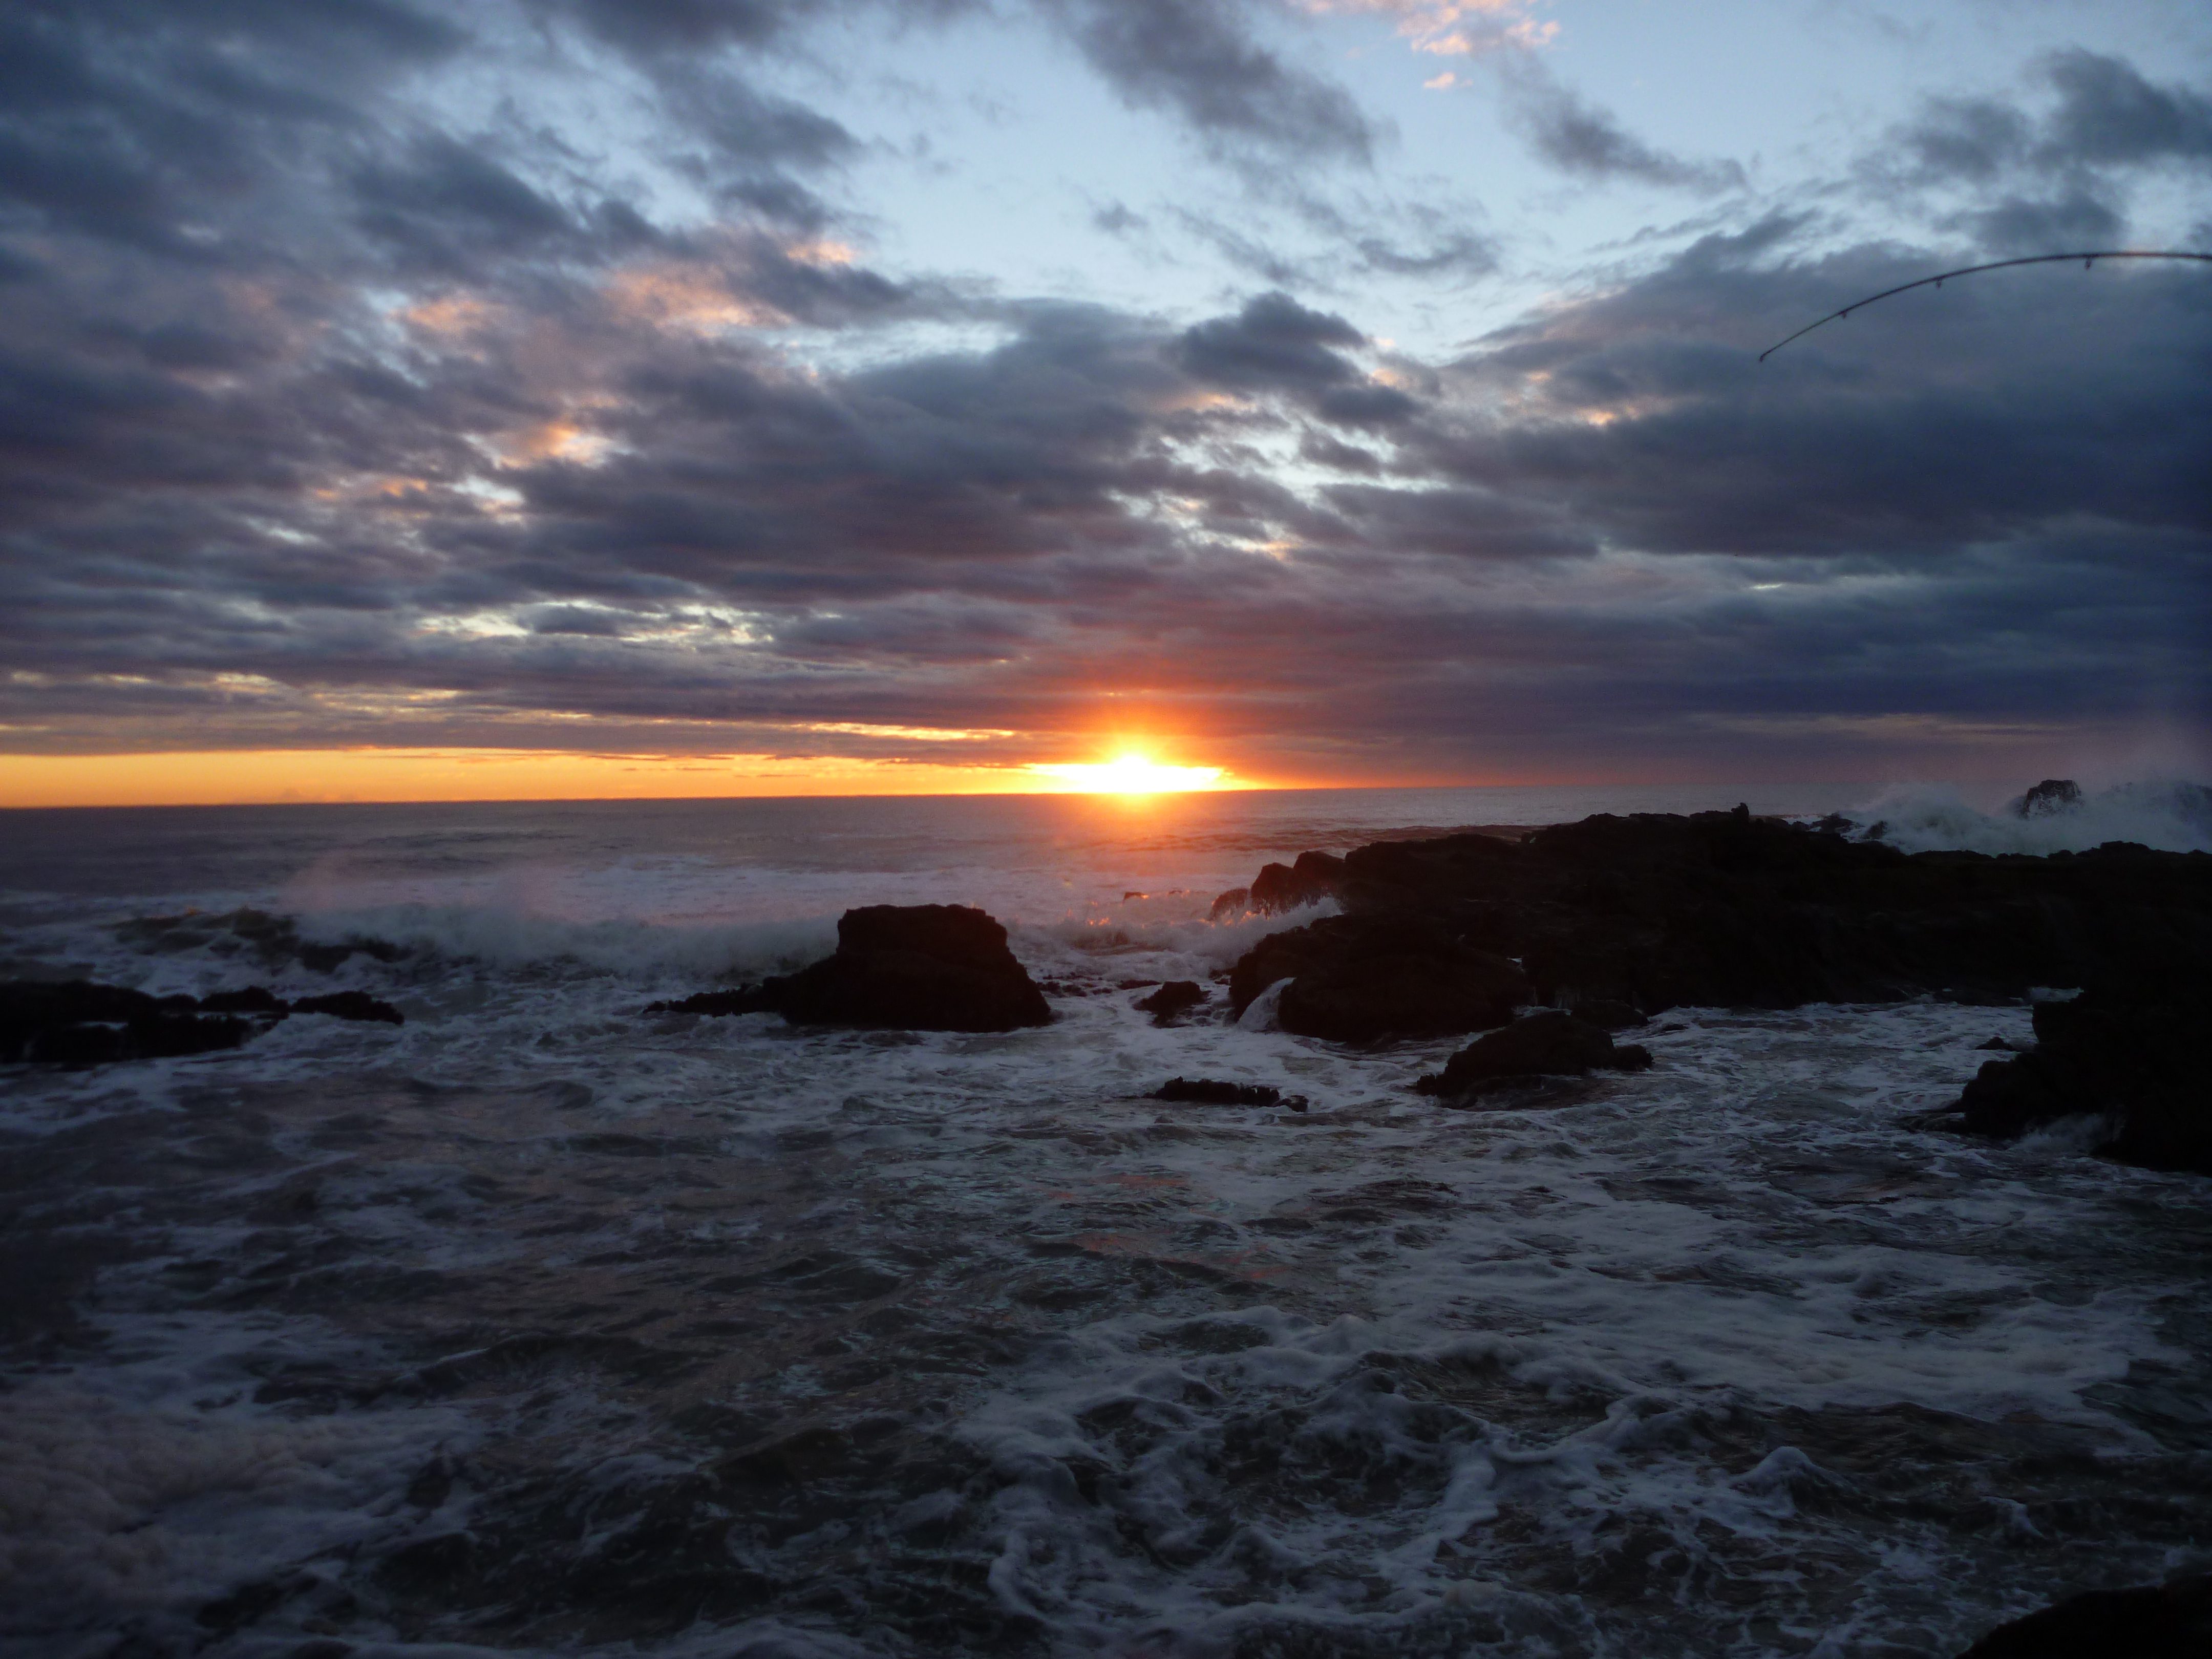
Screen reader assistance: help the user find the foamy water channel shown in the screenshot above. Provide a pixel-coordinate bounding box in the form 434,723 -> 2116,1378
3,788 -> 2207,1658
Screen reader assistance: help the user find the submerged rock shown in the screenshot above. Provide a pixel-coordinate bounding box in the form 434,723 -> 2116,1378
1228,914 -> 1527,1044
1415,1011 -> 1652,1100
291,990 -> 406,1026
1955,1571 -> 2211,1657
652,904 -> 1051,1033
1948,980 -> 2208,1174
1135,981 -> 1205,1025
1152,1077 -> 1282,1106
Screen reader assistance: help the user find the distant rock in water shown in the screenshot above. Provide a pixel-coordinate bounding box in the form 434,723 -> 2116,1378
650,904 -> 1051,1034
291,990 -> 405,1026
1945,980 -> 2207,1174
1152,1077 -> 1282,1106
1134,981 -> 1205,1025
0,979 -> 402,1064
1954,1571 -> 2211,1657
1229,914 -> 1528,1044
1415,1012 -> 1652,1100
2011,778 -> 2083,819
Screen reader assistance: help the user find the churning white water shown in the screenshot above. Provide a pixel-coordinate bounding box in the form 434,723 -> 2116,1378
2,785 -> 2206,1658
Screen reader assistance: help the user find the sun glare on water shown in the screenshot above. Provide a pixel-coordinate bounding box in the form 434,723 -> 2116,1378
1026,752 -> 1230,794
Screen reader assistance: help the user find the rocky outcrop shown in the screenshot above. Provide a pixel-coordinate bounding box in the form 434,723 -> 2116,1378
0,979 -> 402,1064
1222,809 -> 2212,1023
1955,1571 -> 2211,1657
1414,1012 -> 1652,1100
1246,851 -> 1345,916
1135,981 -> 1205,1025
1228,914 -> 1528,1044
1947,981 -> 2207,1173
649,905 -> 1051,1034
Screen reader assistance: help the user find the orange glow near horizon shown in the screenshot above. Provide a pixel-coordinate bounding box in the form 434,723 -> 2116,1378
1023,752 -> 1232,795
0,747 -> 1251,809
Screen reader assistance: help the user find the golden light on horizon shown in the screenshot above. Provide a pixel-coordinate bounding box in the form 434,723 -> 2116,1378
1023,752 -> 1231,795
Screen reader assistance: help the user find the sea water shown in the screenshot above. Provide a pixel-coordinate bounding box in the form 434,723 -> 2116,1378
2,784 -> 2208,1658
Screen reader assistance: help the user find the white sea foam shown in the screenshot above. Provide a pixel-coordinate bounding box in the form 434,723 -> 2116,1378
5,791 -> 2206,1657
1840,778 -> 2212,855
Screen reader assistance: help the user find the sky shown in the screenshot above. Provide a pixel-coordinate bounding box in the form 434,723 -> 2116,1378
1,0 -> 2208,804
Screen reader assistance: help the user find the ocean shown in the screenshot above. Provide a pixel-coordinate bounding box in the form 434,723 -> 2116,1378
3,782 -> 2209,1658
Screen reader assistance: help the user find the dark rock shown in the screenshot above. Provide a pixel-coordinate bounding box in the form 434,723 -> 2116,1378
1955,1571 -> 2211,1657
643,988 -> 774,1017
1220,810 -> 2212,1021
1247,851 -> 1345,916
662,905 -> 1050,1034
1152,1077 -> 1281,1106
1135,981 -> 1205,1025
1565,996 -> 1643,1031
1207,887 -> 1251,922
1229,914 -> 1527,1044
0,980 -> 249,1064
290,991 -> 405,1026
198,985 -> 290,1016
1975,1035 -> 2019,1052
1415,1011 -> 1653,1099
2011,778 -> 2083,819
1952,981 -> 2207,1173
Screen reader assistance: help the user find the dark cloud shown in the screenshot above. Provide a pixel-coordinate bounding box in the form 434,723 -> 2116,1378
1504,64 -> 1745,194
1174,291 -> 1364,389
1881,51 -> 2212,251
2039,49 -> 2212,167
1049,0 -> 1380,164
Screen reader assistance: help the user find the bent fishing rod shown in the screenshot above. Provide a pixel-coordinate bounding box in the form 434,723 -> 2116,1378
1758,249 -> 2212,361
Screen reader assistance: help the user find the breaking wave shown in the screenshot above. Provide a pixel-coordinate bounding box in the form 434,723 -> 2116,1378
1838,778 -> 2212,856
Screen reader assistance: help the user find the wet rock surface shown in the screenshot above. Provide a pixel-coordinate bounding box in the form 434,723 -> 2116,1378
1134,981 -> 1205,1025
1229,914 -> 1529,1043
1224,808 -> 2212,1025
1956,1571 -> 2212,1657
649,904 -> 1051,1034
1945,982 -> 2209,1174
0,979 -> 402,1064
1150,1077 -> 1284,1107
1415,1011 -> 1653,1100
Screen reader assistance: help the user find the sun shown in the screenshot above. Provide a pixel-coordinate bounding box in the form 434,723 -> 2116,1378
1026,751 -> 1230,795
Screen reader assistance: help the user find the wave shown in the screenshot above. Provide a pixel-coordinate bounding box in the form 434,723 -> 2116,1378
295,903 -> 842,983
1837,778 -> 2212,856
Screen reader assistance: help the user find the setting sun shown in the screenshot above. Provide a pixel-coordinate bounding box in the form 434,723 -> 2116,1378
1024,752 -> 1231,794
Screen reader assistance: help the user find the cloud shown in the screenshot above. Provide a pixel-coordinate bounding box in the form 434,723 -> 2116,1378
1502,62 -> 1746,193
0,4 -> 2203,784
1048,0 -> 1382,164
2038,48 -> 2212,168
1890,51 -> 2212,186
